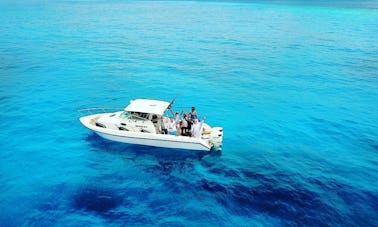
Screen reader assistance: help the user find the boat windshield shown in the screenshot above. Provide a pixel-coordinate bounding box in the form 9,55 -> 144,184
120,111 -> 148,120
120,111 -> 131,119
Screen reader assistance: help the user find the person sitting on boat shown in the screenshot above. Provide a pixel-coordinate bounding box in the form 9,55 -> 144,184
191,119 -> 202,138
168,118 -> 177,135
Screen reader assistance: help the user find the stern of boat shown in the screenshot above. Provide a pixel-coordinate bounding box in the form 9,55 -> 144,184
201,126 -> 223,151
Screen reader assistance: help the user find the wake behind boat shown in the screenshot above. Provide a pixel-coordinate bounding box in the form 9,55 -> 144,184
79,99 -> 223,151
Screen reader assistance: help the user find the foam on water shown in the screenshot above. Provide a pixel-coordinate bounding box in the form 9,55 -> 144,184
0,0 -> 377,226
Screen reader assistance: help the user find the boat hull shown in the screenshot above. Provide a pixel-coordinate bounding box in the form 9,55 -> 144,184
95,131 -> 210,151
80,115 -> 212,151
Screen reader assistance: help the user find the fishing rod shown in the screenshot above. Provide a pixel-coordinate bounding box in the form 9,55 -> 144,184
167,93 -> 181,116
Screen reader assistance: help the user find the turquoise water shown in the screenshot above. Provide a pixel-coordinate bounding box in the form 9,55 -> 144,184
1,0 -> 377,225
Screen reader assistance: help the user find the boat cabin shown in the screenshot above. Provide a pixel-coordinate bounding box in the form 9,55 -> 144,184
96,99 -> 171,134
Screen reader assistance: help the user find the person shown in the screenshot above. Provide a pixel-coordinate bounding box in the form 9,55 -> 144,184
189,107 -> 198,121
174,112 -> 180,125
168,118 -> 177,135
181,114 -> 188,136
161,115 -> 170,134
191,119 -> 202,138
157,115 -> 166,134
173,112 -> 181,135
187,107 -> 198,134
156,115 -> 162,133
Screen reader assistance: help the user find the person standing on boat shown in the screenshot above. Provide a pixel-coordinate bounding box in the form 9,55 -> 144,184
187,106 -> 198,135
161,115 -> 169,134
174,112 -> 181,135
191,119 -> 202,138
174,112 -> 181,136
189,107 -> 198,121
174,112 -> 180,124
158,115 -> 166,134
181,114 -> 188,136
168,118 -> 177,135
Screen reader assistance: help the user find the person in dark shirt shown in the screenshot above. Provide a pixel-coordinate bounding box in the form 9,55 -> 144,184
189,106 -> 198,121
187,106 -> 198,135
181,114 -> 188,136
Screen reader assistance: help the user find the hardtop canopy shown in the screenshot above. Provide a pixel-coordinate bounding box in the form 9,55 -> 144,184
124,99 -> 171,115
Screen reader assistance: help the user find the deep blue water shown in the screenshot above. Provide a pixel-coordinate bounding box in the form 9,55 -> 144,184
1,0 -> 377,226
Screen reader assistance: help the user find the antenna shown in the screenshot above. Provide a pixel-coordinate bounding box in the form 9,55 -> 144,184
168,93 -> 180,110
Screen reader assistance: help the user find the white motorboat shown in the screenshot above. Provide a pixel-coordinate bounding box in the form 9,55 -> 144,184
79,99 -> 223,151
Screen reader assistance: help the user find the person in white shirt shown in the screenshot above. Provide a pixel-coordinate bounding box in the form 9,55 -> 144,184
174,112 -> 180,124
191,119 -> 202,138
168,118 -> 177,135
174,112 -> 181,136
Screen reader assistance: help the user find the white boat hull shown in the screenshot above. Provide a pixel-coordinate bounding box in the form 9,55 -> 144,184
80,115 -> 213,151
95,131 -> 211,150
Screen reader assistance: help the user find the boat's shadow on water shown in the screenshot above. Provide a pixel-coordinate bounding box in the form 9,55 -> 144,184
66,133 -> 222,222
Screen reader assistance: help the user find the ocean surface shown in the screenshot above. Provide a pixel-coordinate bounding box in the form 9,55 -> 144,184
0,0 -> 377,226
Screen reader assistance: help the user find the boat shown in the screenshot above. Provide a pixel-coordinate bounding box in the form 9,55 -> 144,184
78,99 -> 223,151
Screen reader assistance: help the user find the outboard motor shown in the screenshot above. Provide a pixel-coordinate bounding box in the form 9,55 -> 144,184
210,127 -> 223,151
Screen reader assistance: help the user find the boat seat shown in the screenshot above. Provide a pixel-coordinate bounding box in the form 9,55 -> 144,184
90,116 -> 101,125
203,129 -> 211,135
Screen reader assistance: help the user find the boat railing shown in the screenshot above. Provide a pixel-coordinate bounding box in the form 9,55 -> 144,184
77,107 -> 123,117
